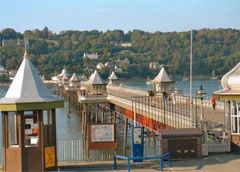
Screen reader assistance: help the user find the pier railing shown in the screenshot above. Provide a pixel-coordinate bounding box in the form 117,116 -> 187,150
57,135 -> 161,162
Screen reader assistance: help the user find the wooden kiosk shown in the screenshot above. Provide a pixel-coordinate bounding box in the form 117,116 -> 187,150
214,62 -> 240,153
0,52 -> 64,171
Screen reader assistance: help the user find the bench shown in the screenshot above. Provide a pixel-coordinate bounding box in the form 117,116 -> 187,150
114,152 -> 171,172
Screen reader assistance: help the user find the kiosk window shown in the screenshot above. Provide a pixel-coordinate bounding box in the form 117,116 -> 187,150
24,111 -> 39,147
8,112 -> 19,147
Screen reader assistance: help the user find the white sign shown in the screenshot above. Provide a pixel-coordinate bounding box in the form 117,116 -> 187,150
26,118 -> 33,124
31,137 -> 38,144
91,124 -> 114,142
31,124 -> 38,129
133,128 -> 142,144
25,129 -> 32,135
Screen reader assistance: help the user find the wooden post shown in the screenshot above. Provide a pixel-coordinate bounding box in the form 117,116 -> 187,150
67,92 -> 70,117
91,104 -> 93,123
123,117 -> 128,156
102,106 -> 104,123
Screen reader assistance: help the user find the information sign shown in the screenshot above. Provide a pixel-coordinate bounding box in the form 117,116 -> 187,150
45,146 -> 55,168
91,124 -> 114,142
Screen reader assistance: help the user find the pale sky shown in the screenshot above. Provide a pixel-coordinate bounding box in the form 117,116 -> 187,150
1,0 -> 239,33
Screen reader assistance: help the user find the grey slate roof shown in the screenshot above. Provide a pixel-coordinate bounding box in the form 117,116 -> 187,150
150,67 -> 173,83
108,71 -> 119,80
0,52 -> 61,104
87,70 -> 106,85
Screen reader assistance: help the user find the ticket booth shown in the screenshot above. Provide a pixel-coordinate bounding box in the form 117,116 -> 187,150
0,52 -> 64,171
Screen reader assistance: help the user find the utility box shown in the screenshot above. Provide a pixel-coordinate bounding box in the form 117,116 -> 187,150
160,128 -> 202,160
132,127 -> 143,162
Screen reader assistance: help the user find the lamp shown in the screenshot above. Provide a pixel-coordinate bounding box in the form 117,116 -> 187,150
197,84 -> 206,120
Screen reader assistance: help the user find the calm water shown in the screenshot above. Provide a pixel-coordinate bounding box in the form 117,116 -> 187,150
0,79 -> 220,140
121,79 -> 220,97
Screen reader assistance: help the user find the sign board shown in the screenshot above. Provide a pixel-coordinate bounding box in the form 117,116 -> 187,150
133,128 -> 142,144
88,123 -> 117,151
45,146 -> 55,168
91,124 -> 114,142
26,118 -> 33,124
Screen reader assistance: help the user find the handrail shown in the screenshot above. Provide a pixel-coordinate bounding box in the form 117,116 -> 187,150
114,152 -> 171,172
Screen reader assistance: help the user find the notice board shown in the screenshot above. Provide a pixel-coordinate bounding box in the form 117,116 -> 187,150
88,123 -> 117,150
45,146 -> 55,168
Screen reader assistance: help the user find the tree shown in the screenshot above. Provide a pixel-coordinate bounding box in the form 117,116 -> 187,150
2,28 -> 17,39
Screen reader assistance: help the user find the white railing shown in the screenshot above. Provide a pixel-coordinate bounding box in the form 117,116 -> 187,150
57,135 -> 162,162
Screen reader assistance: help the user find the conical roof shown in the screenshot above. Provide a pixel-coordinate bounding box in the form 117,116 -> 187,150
62,73 -> 69,81
0,51 -> 64,111
150,67 -> 173,83
69,73 -> 79,82
108,71 -> 119,80
87,70 -> 106,85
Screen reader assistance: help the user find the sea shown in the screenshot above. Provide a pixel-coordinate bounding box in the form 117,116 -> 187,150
0,79 -> 220,140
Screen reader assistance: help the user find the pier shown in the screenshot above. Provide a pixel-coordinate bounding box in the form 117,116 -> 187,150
53,68 -> 230,163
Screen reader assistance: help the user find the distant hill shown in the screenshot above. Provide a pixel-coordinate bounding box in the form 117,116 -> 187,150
0,27 -> 239,79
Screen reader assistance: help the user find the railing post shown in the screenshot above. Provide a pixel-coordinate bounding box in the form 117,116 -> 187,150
160,158 -> 163,171
168,153 -> 172,167
114,155 -> 117,170
128,158 -> 131,172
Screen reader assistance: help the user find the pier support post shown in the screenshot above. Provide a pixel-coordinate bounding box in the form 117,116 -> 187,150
67,92 -> 70,117
123,117 -> 128,156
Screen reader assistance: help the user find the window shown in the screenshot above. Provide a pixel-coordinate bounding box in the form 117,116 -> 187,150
24,111 -> 39,147
8,112 -> 19,147
231,102 -> 240,134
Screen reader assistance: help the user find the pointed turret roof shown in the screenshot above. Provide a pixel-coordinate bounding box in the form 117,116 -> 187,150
150,67 -> 173,83
0,51 -> 64,111
69,73 -> 79,82
87,70 -> 106,85
108,71 -> 119,80
62,73 -> 69,81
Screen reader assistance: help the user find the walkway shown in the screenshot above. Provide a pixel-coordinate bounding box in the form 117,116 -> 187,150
108,85 -> 225,125
59,153 -> 240,172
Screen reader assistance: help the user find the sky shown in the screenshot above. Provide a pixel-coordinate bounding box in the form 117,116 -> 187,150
0,0 -> 239,33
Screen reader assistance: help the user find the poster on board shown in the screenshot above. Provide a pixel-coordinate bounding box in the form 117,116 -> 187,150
91,124 -> 114,142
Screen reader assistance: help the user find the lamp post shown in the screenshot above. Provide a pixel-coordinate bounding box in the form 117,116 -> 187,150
197,84 -> 206,120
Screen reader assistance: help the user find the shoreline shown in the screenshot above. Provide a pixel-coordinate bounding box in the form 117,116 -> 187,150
0,83 -> 11,86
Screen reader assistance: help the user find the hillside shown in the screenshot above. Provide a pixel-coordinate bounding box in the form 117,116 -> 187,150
0,27 -> 239,79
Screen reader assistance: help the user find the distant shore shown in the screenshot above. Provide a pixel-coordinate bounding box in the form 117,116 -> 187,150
0,75 -> 217,87
0,83 -> 11,86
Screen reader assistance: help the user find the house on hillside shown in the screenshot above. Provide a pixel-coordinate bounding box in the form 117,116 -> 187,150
0,65 -> 6,75
1,38 -> 27,47
82,52 -> 98,60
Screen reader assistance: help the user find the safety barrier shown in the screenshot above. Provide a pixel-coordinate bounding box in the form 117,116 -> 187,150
114,152 -> 171,172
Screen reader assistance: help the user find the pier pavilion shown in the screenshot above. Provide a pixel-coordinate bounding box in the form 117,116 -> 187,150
147,67 -> 174,96
214,62 -> 240,153
0,52 -> 64,171
69,73 -> 79,88
108,71 -> 119,85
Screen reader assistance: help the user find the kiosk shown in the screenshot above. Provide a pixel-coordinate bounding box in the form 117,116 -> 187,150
0,52 -> 64,171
